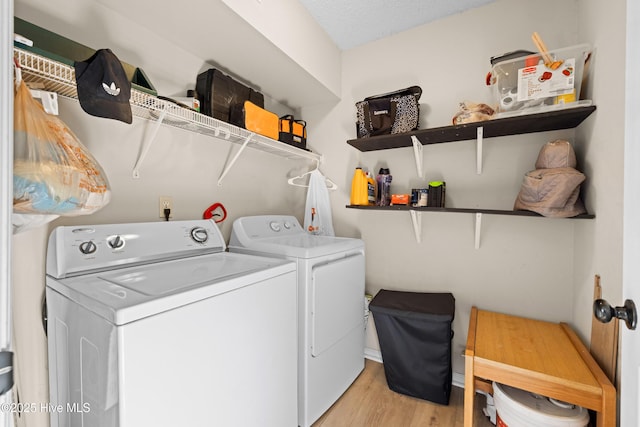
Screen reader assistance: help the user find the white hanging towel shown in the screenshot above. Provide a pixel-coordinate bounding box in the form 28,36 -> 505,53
303,169 -> 335,236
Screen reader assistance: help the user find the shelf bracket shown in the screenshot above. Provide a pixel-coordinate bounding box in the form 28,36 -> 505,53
410,210 -> 422,243
474,212 -> 482,249
30,89 -> 59,115
217,132 -> 254,186
476,126 -> 483,175
411,136 -> 424,178
132,108 -> 167,179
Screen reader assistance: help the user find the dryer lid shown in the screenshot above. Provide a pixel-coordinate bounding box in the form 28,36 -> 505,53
229,215 -> 363,259
231,234 -> 363,259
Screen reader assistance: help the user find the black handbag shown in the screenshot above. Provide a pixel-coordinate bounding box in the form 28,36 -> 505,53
355,86 -> 422,138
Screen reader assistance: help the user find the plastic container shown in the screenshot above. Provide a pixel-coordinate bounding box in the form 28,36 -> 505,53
427,181 -> 446,208
350,167 -> 368,206
490,44 -> 591,116
493,382 -> 590,427
376,168 -> 392,206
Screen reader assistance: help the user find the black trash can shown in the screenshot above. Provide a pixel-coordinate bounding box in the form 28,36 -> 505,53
369,289 -> 455,405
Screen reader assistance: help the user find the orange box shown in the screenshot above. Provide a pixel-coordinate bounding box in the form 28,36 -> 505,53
391,194 -> 410,205
232,100 -> 279,140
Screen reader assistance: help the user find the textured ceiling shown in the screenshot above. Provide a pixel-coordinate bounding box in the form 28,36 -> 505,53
298,0 -> 497,50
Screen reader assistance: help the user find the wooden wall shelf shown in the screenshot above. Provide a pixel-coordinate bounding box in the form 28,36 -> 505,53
346,205 -> 594,248
346,205 -> 594,219
347,105 -> 596,152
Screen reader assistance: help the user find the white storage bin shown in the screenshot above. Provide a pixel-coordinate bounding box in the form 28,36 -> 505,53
493,382 -> 590,427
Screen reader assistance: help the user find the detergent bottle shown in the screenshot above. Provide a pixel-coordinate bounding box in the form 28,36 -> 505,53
350,167 -> 368,206
366,172 -> 376,205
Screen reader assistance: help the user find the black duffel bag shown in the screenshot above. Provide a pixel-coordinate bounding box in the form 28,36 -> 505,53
196,68 -> 264,124
355,86 -> 422,138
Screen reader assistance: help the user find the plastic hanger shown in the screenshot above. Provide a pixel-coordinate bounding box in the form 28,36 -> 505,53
287,159 -> 338,190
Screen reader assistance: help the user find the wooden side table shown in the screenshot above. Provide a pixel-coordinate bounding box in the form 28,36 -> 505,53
464,307 -> 616,427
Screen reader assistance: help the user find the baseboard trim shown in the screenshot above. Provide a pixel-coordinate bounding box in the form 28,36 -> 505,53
364,347 -> 466,389
452,372 -> 465,389
364,347 -> 382,363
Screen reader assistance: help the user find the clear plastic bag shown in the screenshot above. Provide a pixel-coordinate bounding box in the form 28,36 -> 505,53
13,80 -> 111,216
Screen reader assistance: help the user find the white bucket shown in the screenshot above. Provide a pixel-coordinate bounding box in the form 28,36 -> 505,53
493,382 -> 590,427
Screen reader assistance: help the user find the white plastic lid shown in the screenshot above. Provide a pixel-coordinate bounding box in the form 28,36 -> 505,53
493,382 -> 590,426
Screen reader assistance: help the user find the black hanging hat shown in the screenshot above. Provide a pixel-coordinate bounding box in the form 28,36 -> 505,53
75,49 -> 132,124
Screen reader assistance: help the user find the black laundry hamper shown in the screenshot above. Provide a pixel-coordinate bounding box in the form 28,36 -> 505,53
369,289 -> 455,405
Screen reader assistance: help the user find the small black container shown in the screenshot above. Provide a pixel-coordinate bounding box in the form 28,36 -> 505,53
370,289 -> 455,405
427,181 -> 446,208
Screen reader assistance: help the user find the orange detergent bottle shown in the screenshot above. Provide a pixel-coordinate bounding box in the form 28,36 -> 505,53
350,167 -> 368,206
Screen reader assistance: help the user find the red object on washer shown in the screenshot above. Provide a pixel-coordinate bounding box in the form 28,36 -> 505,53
203,202 -> 227,223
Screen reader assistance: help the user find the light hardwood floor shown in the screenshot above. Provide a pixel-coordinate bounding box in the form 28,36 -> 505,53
313,359 -> 494,427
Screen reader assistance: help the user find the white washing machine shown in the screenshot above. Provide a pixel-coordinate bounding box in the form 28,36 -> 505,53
45,219 -> 298,427
229,215 -> 365,427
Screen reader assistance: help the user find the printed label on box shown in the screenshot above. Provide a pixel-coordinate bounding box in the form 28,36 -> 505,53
517,58 -> 576,102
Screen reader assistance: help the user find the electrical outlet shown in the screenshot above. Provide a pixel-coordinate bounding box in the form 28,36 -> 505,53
159,196 -> 173,219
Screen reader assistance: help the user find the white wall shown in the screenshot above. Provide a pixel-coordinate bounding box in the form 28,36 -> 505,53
572,0 -> 625,348
303,0 -> 595,376
221,0 -> 341,100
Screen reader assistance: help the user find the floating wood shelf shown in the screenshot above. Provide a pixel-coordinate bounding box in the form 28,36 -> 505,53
346,205 -> 594,219
347,205 -> 594,248
347,105 -> 597,152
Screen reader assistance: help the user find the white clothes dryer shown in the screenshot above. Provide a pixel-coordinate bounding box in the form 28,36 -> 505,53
45,219 -> 297,427
229,215 -> 365,427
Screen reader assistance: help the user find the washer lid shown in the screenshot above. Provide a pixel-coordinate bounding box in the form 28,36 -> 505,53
229,215 -> 363,258
46,252 -> 295,325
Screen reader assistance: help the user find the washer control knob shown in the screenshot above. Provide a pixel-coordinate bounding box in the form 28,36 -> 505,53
79,241 -> 97,255
190,227 -> 209,243
107,235 -> 125,250
283,221 -> 291,229
269,221 -> 281,232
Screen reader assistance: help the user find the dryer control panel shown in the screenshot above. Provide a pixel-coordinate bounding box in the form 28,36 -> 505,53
232,215 -> 304,240
46,219 -> 225,279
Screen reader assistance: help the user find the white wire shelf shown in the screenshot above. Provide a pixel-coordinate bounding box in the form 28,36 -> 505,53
13,47 -> 322,166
